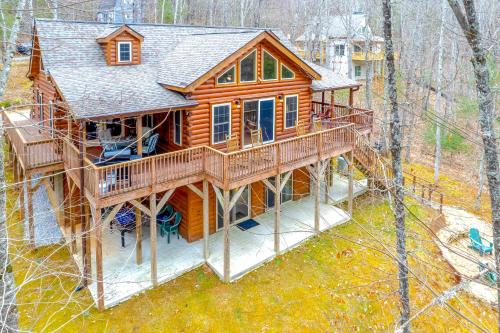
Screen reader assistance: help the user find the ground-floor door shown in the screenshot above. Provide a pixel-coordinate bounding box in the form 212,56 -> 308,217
216,185 -> 250,230
265,174 -> 293,210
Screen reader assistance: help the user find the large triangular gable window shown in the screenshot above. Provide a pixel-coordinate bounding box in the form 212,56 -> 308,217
281,64 -> 295,80
240,50 -> 256,83
217,65 -> 236,85
262,49 -> 278,81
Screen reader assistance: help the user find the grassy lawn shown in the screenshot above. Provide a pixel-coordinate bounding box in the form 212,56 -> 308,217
6,163 -> 496,332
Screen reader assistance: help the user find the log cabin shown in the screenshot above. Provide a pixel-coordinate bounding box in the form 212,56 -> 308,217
4,19 -> 375,310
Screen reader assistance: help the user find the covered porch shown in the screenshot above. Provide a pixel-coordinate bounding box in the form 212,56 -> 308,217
207,195 -> 350,281
62,212 -> 204,309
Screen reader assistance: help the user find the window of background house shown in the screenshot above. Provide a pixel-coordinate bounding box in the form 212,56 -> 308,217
212,103 -> 231,144
173,110 -> 182,145
285,95 -> 298,129
262,50 -> 278,80
118,42 -> 132,62
240,50 -> 256,82
355,65 -> 362,77
334,44 -> 345,56
354,44 -> 362,52
217,66 -> 236,84
281,64 -> 295,80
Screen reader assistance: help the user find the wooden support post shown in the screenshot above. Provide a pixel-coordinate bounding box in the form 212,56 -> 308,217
150,193 -> 157,286
203,180 -> 209,261
348,88 -> 354,107
94,208 -> 105,310
324,158 -> 330,204
19,170 -> 25,223
84,203 -> 92,284
223,189 -> 230,282
314,162 -> 321,234
121,119 -> 126,137
54,173 -> 64,225
82,123 -> 87,155
274,174 -> 281,254
27,173 -> 34,247
135,208 -> 142,265
68,179 -> 76,253
136,117 -> 143,156
330,90 -> 335,117
348,152 -> 354,216
78,128 -> 90,286
321,91 -> 325,115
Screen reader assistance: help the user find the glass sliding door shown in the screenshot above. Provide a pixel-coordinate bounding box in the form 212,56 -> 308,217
243,101 -> 258,147
216,186 -> 250,230
259,98 -> 275,143
265,174 -> 293,210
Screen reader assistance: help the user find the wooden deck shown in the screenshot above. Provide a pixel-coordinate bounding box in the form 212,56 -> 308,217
3,109 -> 63,172
63,123 -> 356,208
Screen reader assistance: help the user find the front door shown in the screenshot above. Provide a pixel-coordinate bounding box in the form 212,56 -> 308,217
265,175 -> 293,210
216,186 -> 250,230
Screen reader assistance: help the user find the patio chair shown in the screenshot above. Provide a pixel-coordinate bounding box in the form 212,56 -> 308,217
161,211 -> 182,244
478,262 -> 497,284
112,208 -> 136,248
296,120 -> 306,136
469,228 -> 493,256
141,133 -> 159,156
226,134 -> 239,153
313,118 -> 322,132
157,204 -> 175,237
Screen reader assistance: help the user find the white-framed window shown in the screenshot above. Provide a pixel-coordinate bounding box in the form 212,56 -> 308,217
355,65 -> 362,77
48,100 -> 54,137
334,44 -> 345,56
284,95 -> 298,129
239,49 -> 257,83
117,41 -> 132,62
262,49 -> 278,81
281,64 -> 295,80
37,91 -> 43,122
172,110 -> 182,145
212,103 -> 231,145
217,65 -> 236,85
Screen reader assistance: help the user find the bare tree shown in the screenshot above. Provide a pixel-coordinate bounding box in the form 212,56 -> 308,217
382,1 -> 411,332
447,0 -> 500,326
433,0 -> 446,184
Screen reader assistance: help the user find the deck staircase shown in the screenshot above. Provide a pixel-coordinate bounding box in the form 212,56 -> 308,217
351,130 -> 444,213
352,130 -> 393,191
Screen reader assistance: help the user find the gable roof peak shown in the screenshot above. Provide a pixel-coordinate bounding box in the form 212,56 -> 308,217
96,24 -> 144,43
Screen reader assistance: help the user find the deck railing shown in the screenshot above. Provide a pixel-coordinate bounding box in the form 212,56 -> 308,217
3,112 -> 63,170
62,123 -> 356,202
312,102 -> 374,133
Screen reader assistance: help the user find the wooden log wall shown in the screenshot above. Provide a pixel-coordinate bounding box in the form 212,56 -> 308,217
187,40 -> 313,150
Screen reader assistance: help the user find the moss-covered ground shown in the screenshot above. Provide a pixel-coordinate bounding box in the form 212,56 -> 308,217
6,163 -> 496,332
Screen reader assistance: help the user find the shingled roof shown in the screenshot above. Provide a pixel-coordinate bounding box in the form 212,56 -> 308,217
33,19 -> 359,120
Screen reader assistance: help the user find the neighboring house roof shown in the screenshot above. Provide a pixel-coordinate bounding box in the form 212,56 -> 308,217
308,62 -> 359,91
296,13 -> 382,43
33,19 -> 358,120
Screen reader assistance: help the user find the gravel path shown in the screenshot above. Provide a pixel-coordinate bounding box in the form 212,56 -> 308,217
20,175 -> 62,247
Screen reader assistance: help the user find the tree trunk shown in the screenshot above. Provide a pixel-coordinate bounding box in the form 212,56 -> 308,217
0,114 -> 18,332
447,0 -> 500,326
433,0 -> 446,184
382,1 -> 411,332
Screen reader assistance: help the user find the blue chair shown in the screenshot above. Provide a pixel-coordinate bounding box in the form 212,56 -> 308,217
113,208 -> 136,247
469,228 -> 493,256
142,133 -> 159,156
161,212 -> 182,244
157,204 -> 174,237
479,262 -> 497,284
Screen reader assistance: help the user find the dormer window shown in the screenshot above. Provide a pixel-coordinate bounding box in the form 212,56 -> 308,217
118,42 -> 132,62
